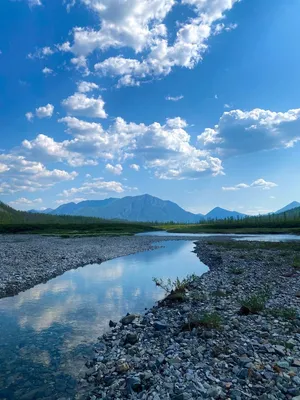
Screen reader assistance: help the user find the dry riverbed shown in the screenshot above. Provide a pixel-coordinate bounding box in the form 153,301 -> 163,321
0,234 -> 191,299
81,240 -> 300,400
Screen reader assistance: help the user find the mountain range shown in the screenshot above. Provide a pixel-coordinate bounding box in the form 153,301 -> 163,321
30,194 -> 247,223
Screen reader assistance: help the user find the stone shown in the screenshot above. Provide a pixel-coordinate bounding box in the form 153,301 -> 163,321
121,314 -> 136,325
153,321 -> 168,331
116,361 -> 130,373
109,320 -> 117,328
292,360 -> 300,367
276,361 -> 290,369
126,376 -> 142,393
125,333 -> 139,345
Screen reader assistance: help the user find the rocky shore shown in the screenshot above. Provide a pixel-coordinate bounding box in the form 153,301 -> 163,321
81,240 -> 300,400
0,234 -> 189,299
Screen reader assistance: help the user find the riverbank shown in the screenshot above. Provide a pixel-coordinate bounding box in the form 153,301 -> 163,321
81,240 -> 300,400
0,235 -> 188,299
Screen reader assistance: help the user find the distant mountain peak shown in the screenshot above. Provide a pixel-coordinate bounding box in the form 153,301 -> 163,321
275,201 -> 300,214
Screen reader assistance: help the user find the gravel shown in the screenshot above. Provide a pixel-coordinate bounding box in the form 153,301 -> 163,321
0,234 -> 192,299
80,240 -> 300,400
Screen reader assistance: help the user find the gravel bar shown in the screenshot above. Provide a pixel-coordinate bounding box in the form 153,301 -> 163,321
81,240 -> 300,400
0,234 -> 197,299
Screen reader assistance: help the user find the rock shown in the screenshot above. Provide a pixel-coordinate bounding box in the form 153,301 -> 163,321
292,360 -> 300,367
295,292 -> 300,298
126,376 -> 142,393
109,320 -> 117,328
125,333 -> 139,345
239,306 -> 250,316
121,314 -> 136,325
116,361 -> 130,373
153,321 -> 168,331
276,361 -> 290,369
274,345 -> 286,356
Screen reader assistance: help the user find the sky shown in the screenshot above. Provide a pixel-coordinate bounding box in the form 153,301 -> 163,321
0,0 -> 300,215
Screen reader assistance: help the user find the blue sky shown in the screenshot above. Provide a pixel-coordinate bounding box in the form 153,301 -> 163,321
1,0 -> 300,214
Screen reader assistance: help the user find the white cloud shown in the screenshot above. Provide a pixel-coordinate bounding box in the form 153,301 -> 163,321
62,92 -> 107,118
36,104 -> 54,118
130,164 -> 140,171
105,163 -> 123,175
165,95 -> 184,102
0,155 -> 77,195
9,197 -> 43,206
57,0 -> 239,85
198,108 -> 300,157
28,46 -> 53,59
77,81 -> 99,93
25,112 -> 34,122
42,67 -> 54,75
251,179 -> 278,190
222,179 -> 278,191
28,0 -> 42,6
59,178 -> 128,197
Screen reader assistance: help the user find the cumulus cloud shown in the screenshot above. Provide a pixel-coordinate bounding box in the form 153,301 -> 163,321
25,112 -> 34,122
165,95 -> 184,102
9,197 -> 43,207
222,179 -> 278,191
198,108 -> 300,157
130,164 -> 140,171
28,46 -> 53,59
42,67 -> 54,75
26,104 -> 54,121
0,155 -> 77,195
51,116 -> 224,179
77,81 -> 99,93
62,92 -> 107,118
36,104 -> 54,118
105,163 -> 123,175
57,0 -> 238,86
59,178 -> 128,197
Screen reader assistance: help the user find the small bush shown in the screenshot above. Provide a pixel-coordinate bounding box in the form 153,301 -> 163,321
292,256 -> 300,269
183,312 -> 222,331
153,274 -> 196,294
268,307 -> 297,320
230,267 -> 244,275
199,312 -> 222,329
240,290 -> 269,314
212,289 -> 227,297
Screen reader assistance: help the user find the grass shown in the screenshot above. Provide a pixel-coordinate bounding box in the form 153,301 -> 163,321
292,256 -> 300,269
229,266 -> 244,275
268,307 -> 297,320
0,222 -> 157,236
159,223 -> 300,235
183,312 -> 222,331
240,290 -> 269,314
153,274 -> 196,294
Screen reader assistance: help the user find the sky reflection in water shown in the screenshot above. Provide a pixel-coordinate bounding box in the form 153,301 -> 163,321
0,240 -> 207,399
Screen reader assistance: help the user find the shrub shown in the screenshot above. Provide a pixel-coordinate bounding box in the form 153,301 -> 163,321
268,307 -> 297,320
230,267 -> 244,275
153,274 -> 196,294
292,256 -> 300,269
183,312 -> 222,331
240,290 -> 269,314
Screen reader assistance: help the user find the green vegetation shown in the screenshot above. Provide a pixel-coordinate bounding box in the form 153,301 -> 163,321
268,307 -> 297,320
183,312 -> 222,330
159,207 -> 300,234
0,201 -> 155,236
229,266 -> 244,275
292,256 -> 300,269
153,274 -> 196,294
240,290 -> 269,314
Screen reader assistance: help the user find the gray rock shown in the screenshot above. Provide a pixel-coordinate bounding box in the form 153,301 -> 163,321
121,314 -> 136,325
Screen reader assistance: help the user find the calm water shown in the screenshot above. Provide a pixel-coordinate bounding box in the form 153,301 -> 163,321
0,241 -> 208,400
138,231 -> 300,242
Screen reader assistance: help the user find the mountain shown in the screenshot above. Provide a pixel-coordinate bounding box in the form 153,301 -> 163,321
50,194 -> 204,223
48,194 -> 245,223
205,207 -> 246,220
275,201 -> 300,214
29,208 -> 53,214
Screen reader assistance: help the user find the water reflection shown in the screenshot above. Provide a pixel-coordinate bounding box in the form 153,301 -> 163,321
0,241 -> 207,399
